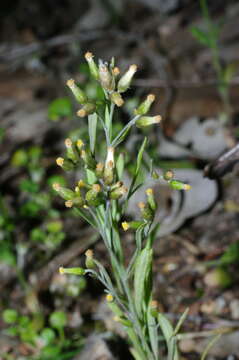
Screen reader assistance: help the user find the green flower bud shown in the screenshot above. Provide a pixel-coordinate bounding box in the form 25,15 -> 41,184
104,147 -> 115,185
65,195 -> 84,208
121,221 -> 145,231
85,249 -> 95,269
59,267 -> 86,276
80,149 -> 96,170
169,180 -> 191,191
163,170 -> 174,181
86,184 -> 104,207
65,138 -> 79,164
52,183 -> 75,200
77,103 -> 96,118
85,52 -> 99,80
99,61 -> 113,91
138,202 -> 154,222
136,115 -> 161,128
110,92 -> 124,107
66,79 -> 87,104
106,295 -> 124,317
118,64 -> 137,93
96,162 -> 104,178
56,157 -> 75,171
110,185 -> 128,200
145,188 -> 157,211
150,300 -> 159,318
134,94 -> 155,115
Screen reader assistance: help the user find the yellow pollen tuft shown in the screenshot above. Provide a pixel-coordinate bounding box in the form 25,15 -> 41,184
112,67 -> 120,76
150,300 -> 158,309
96,162 -> 104,170
130,64 -> 137,72
56,157 -> 64,166
65,138 -> 72,147
92,184 -> 101,192
147,94 -> 155,102
59,267 -> 65,275
52,183 -> 61,191
77,139 -> 84,149
65,200 -> 73,208
138,202 -> 145,209
106,294 -> 114,302
77,109 -> 86,118
78,180 -> 85,188
66,79 -> 75,87
85,51 -> 93,60
146,188 -> 153,195
83,205 -> 89,209
155,115 -> 162,123
122,222 -> 130,231
85,249 -> 94,258
183,184 -> 191,191
75,186 -> 80,193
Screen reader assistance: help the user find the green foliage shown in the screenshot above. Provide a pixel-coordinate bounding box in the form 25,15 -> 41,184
54,52 -> 194,360
190,0 -> 234,122
48,97 -> 73,121
49,311 -> 67,329
2,309 -> 79,360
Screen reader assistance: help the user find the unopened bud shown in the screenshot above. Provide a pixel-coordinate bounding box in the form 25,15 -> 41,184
110,185 -> 128,200
86,184 -> 104,207
112,67 -> 120,76
118,64 -> 137,93
169,180 -> 191,191
138,202 -> 154,222
66,79 -> 87,104
76,139 -> 85,151
136,115 -> 161,128
53,183 -> 75,200
134,94 -> 155,115
85,249 -> 95,269
81,149 -> 96,170
99,62 -> 114,91
56,157 -> 75,171
163,170 -> 174,181
150,300 -> 159,317
110,92 -> 124,107
122,222 -> 130,231
146,188 -> 157,211
85,52 -> 99,80
96,162 -> 104,178
77,103 -> 96,118
106,294 -> 114,302
65,138 -> 79,164
59,266 -> 86,276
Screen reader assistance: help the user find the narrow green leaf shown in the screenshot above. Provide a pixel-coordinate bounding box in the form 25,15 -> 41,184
88,113 -> 98,154
173,308 -> 189,335
157,314 -> 179,360
134,245 -> 153,318
116,153 -> 124,180
136,137 -> 147,176
105,105 -> 111,141
73,208 -> 97,229
190,26 -> 211,47
86,169 -> 97,185
147,306 -> 159,359
201,334 -> 221,360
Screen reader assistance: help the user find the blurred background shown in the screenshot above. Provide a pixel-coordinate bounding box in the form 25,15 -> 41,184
1,0 -> 239,359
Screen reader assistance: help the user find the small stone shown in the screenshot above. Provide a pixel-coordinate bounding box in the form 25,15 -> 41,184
230,299 -> 239,319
